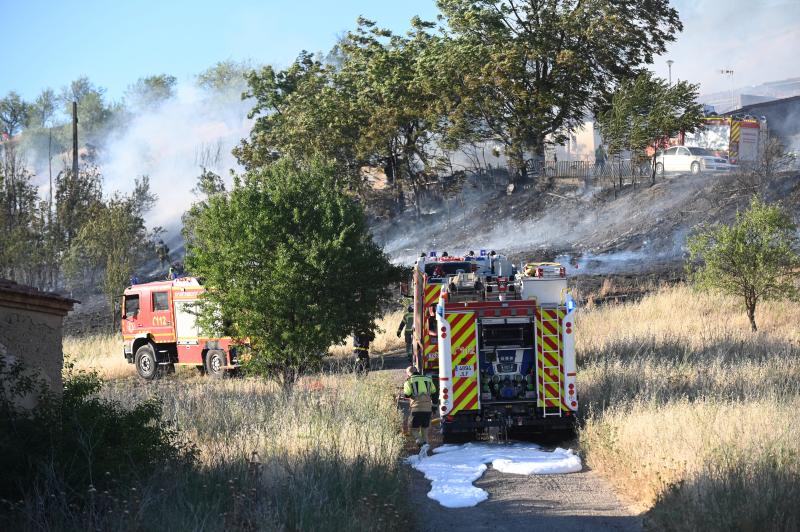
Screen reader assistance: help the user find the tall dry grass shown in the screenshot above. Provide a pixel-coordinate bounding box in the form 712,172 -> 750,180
577,285 -> 800,530
63,334 -> 132,380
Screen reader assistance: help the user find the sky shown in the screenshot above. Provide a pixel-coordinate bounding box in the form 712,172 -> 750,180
0,0 -> 439,101
2,0 -> 799,102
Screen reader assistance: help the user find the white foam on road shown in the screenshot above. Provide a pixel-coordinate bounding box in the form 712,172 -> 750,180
406,442 -> 582,508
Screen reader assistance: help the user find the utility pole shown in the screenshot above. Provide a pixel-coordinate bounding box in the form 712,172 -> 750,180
667,60 -> 674,85
72,100 -> 79,178
719,69 -> 735,112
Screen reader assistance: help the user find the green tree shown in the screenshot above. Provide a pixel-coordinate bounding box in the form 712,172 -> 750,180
0,92 -> 30,136
597,71 -> 703,185
687,196 -> 800,332
68,177 -> 157,328
235,52 -> 365,184
186,160 -> 398,389
197,60 -> 252,93
30,88 -> 57,128
125,74 -> 177,109
435,0 -> 683,180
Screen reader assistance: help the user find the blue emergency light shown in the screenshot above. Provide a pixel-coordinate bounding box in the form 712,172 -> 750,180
566,294 -> 577,314
480,249 -> 487,256
429,251 -> 437,257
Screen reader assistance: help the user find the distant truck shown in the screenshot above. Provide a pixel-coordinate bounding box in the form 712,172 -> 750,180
412,252 -> 578,441
684,116 -> 764,164
121,277 -> 240,380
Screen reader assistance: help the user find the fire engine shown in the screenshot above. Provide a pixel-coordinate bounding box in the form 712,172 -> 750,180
414,253 -> 577,441
121,277 -> 240,380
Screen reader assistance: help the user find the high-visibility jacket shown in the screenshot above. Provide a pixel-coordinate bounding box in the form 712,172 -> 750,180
404,374 -> 436,412
397,311 -> 414,336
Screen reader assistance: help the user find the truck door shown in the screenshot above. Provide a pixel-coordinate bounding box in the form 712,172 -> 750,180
149,289 -> 176,343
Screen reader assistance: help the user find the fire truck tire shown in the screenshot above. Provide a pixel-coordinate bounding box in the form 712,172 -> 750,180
205,350 -> 227,379
135,344 -> 160,381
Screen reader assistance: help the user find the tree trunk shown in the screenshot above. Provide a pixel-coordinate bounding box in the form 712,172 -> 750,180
746,303 -> 757,332
651,151 -> 657,186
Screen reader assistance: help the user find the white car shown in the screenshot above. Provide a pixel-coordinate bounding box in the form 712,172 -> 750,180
654,146 -> 734,175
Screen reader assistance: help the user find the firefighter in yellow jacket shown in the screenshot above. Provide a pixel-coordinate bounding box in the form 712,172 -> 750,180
396,305 -> 414,361
403,366 -> 436,446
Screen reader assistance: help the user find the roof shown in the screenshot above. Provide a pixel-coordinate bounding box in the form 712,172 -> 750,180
724,94 -> 800,116
124,276 -> 203,292
0,278 -> 78,316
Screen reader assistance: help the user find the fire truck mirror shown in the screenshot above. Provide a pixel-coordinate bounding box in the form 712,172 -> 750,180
400,281 -> 410,297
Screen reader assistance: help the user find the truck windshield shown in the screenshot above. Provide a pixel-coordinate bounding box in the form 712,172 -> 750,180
124,294 -> 140,317
425,262 -> 471,276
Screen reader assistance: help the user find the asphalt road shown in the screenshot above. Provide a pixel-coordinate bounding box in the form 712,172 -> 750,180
379,351 -> 642,532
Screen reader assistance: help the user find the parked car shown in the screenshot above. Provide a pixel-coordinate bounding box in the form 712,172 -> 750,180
654,146 -> 735,175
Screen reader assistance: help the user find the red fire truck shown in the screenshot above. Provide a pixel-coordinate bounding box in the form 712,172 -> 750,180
433,260 -> 578,440
411,251 -> 514,374
121,277 -> 240,380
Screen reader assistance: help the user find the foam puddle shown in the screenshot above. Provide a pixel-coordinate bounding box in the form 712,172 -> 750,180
406,442 -> 582,508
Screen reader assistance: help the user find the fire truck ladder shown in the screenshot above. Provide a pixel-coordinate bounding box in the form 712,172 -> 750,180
538,309 -> 563,418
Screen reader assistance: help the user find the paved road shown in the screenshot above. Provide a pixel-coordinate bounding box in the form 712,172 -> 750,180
378,352 -> 642,532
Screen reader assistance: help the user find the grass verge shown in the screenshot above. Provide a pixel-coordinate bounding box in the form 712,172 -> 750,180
577,285 -> 800,530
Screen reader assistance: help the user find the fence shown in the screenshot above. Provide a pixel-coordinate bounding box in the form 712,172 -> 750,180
525,159 -> 652,181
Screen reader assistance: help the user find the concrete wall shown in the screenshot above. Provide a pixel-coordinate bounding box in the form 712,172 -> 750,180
0,304 -> 65,405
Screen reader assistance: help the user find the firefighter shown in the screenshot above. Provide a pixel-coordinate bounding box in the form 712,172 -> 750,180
403,366 -> 436,447
353,329 -> 375,375
156,240 -> 170,269
396,305 -> 414,361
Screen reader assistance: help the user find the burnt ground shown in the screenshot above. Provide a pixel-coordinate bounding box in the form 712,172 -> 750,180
379,351 -> 642,532
374,170 -> 800,273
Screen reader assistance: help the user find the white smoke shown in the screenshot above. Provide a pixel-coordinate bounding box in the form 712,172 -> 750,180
100,84 -> 253,240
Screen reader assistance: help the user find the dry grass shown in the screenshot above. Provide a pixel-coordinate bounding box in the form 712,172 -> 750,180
63,334 -> 133,380
328,309 -> 406,358
577,285 -> 800,530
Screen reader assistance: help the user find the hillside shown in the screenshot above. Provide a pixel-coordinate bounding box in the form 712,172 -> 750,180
374,170 -> 800,275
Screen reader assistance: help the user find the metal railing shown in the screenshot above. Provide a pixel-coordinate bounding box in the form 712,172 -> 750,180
525,159 -> 651,180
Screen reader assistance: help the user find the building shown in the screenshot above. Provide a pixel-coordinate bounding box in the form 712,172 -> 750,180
548,119 -> 603,162
724,95 -> 800,151
0,279 -> 77,404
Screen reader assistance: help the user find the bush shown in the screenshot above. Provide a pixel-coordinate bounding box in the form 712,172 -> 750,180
0,354 -> 193,511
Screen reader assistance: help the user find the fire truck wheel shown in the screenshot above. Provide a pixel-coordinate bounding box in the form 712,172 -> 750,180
135,344 -> 160,380
205,350 -> 227,379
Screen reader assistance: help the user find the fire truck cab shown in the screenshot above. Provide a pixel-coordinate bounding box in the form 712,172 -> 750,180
121,277 -> 239,380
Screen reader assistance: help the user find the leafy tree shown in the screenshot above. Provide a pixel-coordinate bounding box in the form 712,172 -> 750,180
597,71 -> 703,185
59,77 -> 115,142
30,88 -> 58,128
125,74 -> 177,109
186,159 -> 398,389
235,52 -> 365,184
68,177 -> 157,327
0,92 -> 30,136
687,196 -> 800,332
54,164 -> 104,247
434,0 -> 683,180
197,60 -> 252,93
336,17 -> 446,215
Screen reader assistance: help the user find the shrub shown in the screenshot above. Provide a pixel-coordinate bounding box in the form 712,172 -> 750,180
0,354 -> 193,508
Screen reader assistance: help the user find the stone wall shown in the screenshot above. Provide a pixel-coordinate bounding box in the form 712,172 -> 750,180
0,305 -> 65,405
